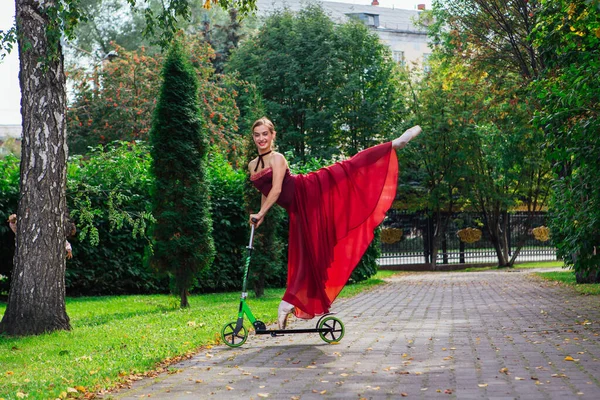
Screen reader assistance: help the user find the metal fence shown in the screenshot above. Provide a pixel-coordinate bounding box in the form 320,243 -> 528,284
379,210 -> 557,266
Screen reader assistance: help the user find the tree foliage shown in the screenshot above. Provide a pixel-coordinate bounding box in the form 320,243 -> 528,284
398,58 -> 475,268
228,5 -> 339,161
430,0 -> 543,80
532,0 -> 600,281
67,44 -> 162,153
149,39 -> 215,307
332,19 -> 406,155
425,0 -> 552,267
67,34 -> 247,161
229,6 -> 407,162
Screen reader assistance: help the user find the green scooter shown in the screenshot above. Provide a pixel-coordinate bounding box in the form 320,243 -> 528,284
221,219 -> 345,348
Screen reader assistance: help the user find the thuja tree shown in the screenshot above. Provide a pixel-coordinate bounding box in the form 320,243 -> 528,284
532,0 -> 600,282
149,39 -> 215,308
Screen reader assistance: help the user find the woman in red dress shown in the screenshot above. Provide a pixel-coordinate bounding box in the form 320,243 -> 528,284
248,117 -> 421,329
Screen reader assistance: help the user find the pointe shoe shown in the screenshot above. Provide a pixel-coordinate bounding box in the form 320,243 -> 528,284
393,125 -> 422,149
278,300 -> 295,330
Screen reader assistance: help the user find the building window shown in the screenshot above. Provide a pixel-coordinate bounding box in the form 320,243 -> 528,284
393,51 -> 405,66
423,53 -> 431,72
346,13 -> 379,27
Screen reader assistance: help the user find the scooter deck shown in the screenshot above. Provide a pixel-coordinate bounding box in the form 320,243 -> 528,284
255,328 -> 333,335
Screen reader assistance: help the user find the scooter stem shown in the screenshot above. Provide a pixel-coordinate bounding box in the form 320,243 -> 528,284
241,219 -> 258,295
248,222 -> 256,250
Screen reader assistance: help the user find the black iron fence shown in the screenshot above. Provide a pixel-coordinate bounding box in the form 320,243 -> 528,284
379,210 -> 557,266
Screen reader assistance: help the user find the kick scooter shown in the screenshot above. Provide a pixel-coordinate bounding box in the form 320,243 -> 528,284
221,220 -> 345,348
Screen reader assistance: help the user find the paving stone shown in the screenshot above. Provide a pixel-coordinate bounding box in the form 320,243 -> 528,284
110,268 -> 600,399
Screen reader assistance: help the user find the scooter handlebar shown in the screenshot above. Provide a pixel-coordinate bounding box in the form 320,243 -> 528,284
248,218 -> 257,249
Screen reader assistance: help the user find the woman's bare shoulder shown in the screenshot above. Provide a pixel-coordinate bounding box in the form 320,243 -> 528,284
270,152 -> 288,169
248,157 -> 259,173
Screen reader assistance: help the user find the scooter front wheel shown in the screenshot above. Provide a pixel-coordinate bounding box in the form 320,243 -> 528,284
221,321 -> 248,347
318,316 -> 345,344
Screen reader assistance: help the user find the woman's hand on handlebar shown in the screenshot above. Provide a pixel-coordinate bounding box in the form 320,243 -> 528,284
249,213 -> 264,228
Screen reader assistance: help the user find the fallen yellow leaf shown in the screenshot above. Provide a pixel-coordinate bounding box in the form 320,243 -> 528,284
226,386 -> 234,390
515,377 -> 525,381
478,383 -> 488,387
257,394 -> 269,398
564,356 -> 575,361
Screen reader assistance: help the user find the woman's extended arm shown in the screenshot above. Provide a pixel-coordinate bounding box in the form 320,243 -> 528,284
250,153 -> 286,227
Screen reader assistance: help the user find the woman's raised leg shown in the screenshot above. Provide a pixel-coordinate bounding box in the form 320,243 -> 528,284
392,125 -> 422,149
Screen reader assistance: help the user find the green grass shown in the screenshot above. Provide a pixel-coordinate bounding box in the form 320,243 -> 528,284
0,271 -> 399,400
535,271 -> 600,295
462,260 -> 564,272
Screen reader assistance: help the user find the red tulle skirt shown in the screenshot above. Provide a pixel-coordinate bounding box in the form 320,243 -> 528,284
282,142 -> 398,318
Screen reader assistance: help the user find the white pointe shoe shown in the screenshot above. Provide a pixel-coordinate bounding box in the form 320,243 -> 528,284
393,125 -> 422,149
278,300 -> 295,330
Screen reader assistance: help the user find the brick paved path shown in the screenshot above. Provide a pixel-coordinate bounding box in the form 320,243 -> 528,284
113,269 -> 600,399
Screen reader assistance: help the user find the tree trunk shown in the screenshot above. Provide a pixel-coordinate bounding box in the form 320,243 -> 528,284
253,271 -> 265,298
0,0 -> 71,335
180,288 -> 190,308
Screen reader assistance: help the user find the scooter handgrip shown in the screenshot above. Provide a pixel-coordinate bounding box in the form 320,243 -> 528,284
251,217 -> 258,223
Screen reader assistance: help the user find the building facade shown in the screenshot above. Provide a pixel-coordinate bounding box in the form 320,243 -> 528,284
255,0 -> 431,68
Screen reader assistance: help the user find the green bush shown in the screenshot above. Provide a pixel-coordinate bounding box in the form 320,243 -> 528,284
196,150 -> 249,292
66,141 -> 166,295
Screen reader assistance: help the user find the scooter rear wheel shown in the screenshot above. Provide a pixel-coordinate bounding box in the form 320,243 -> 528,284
221,321 -> 248,347
318,316 -> 345,344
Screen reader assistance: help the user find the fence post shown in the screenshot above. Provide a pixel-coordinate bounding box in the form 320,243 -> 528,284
423,213 -> 433,264
442,235 -> 448,264
507,213 -> 512,257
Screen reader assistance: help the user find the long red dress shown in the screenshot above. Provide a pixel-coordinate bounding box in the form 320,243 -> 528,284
251,142 -> 398,319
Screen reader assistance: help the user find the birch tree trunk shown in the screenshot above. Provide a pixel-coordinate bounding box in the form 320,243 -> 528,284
0,0 -> 71,335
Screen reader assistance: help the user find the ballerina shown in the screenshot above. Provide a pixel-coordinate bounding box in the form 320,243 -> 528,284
248,118 -> 422,328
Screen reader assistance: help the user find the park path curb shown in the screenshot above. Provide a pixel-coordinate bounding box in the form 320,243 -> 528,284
112,268 -> 600,399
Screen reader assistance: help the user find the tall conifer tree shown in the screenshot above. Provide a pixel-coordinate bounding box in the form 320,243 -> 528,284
149,39 -> 215,307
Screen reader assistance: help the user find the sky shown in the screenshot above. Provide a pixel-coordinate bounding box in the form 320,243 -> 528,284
0,0 -> 432,126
